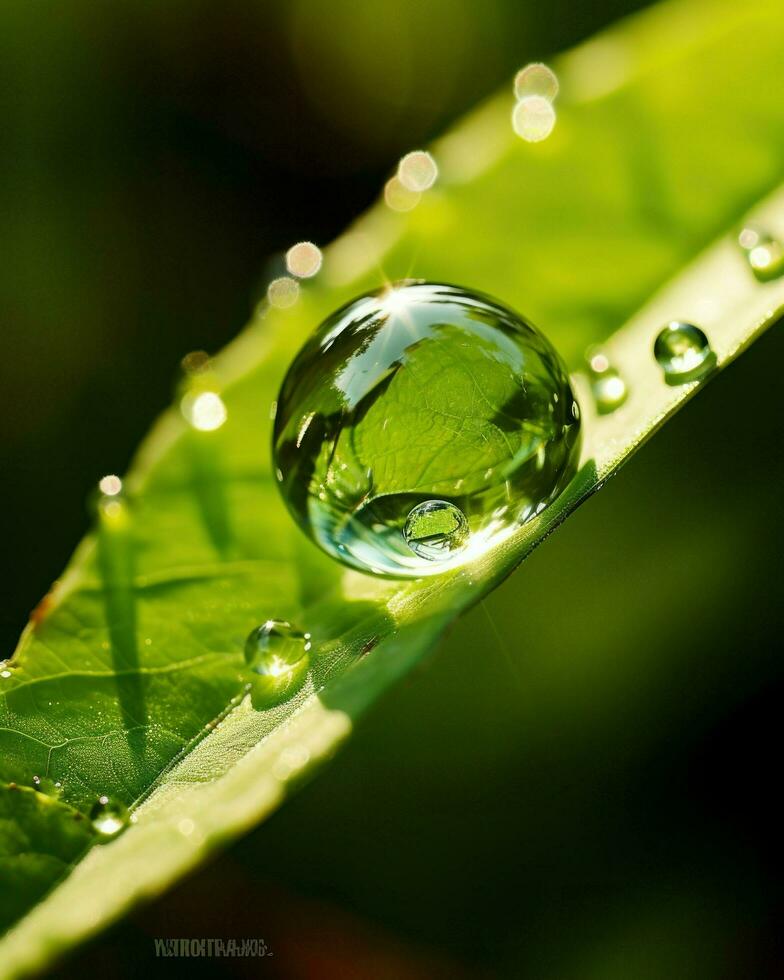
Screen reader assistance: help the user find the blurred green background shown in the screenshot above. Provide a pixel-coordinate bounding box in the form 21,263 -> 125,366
2,0 -> 782,977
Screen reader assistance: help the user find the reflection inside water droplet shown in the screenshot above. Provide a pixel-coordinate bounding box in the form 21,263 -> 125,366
90,795 -> 129,839
653,321 -> 716,384
404,500 -> 469,561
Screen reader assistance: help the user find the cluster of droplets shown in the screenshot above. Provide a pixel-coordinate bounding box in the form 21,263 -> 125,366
512,62 -> 558,143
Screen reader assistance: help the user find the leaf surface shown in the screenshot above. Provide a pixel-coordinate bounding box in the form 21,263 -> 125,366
2,0 -> 784,973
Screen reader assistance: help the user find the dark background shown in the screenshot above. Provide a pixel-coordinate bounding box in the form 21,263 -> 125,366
2,1 -> 782,977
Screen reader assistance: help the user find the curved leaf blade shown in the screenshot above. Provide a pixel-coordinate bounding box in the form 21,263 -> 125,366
2,0 -> 784,974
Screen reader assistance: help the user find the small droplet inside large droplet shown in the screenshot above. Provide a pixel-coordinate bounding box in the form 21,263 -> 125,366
514,62 -> 559,102
273,281 -> 580,577
653,321 -> 716,384
90,795 -> 129,839
403,500 -> 469,561
512,96 -> 556,142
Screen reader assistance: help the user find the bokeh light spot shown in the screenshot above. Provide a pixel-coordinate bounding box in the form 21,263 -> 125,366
398,151 -> 438,192
267,276 -> 300,309
514,62 -> 559,102
286,241 -> 322,278
512,96 -> 556,142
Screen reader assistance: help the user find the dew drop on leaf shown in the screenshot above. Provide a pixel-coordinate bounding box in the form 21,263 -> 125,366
244,621 -> 311,677
738,226 -> 784,282
90,795 -> 129,840
586,349 -> 628,414
272,281 -> 581,577
653,321 -> 716,384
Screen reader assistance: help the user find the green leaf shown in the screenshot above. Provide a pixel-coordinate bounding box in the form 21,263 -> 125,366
2,0 -> 784,973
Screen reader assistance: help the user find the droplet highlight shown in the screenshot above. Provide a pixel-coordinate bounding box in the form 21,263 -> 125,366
403,500 -> 469,561
653,321 -> 716,385
272,281 -> 581,577
512,96 -> 556,142
90,795 -> 129,839
514,62 -> 559,102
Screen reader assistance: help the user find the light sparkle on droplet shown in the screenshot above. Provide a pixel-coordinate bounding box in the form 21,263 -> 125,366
397,151 -> 438,192
512,96 -> 556,142
286,241 -> 322,279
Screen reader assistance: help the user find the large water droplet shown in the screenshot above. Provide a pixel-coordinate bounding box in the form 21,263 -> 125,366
90,795 -> 129,839
273,281 -> 581,577
403,500 -> 469,561
653,321 -> 716,385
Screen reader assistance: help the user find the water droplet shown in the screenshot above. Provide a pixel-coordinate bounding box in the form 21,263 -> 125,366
244,621 -> 311,707
267,276 -> 300,309
514,62 -> 559,102
286,241 -> 322,279
90,795 -> 129,839
738,226 -> 784,282
245,620 -> 311,675
585,349 -> 628,414
397,151 -> 438,192
272,281 -> 581,577
403,500 -> 468,561
653,321 -> 716,385
512,96 -> 556,142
